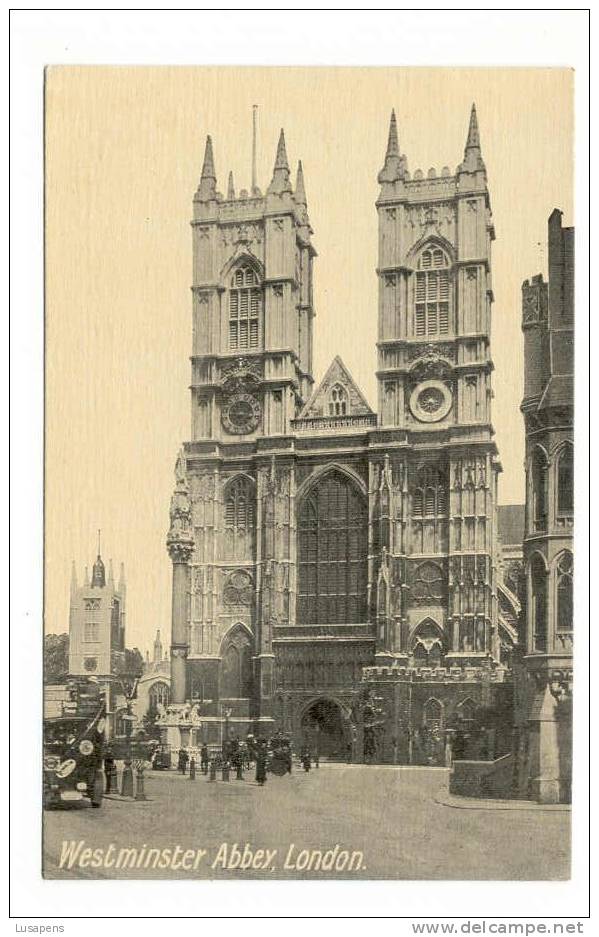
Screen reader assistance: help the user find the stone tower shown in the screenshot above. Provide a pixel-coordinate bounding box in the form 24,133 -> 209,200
371,105 -> 503,669
166,128 -> 316,742
516,209 -> 574,803
189,131 -> 315,442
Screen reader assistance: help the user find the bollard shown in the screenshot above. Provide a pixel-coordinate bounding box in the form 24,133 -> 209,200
134,764 -> 147,802
121,759 -> 134,798
189,758 -> 196,780
208,760 -> 217,782
222,761 -> 230,782
236,761 -> 244,781
104,767 -> 111,794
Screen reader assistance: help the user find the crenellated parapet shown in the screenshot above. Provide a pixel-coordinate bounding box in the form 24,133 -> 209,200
362,664 -> 508,684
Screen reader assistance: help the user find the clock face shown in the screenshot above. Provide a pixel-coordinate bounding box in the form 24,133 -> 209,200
222,392 -> 261,435
410,380 -> 452,423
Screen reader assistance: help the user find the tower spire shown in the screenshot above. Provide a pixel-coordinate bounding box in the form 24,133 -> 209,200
460,103 -> 485,172
267,128 -> 292,195
196,134 -> 217,201
70,560 -> 78,595
378,109 -> 404,184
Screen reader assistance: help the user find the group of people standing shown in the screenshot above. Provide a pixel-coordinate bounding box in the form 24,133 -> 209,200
173,732 -> 318,785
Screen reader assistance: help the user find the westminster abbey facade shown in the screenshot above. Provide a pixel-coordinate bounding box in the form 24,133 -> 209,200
165,107 -> 520,755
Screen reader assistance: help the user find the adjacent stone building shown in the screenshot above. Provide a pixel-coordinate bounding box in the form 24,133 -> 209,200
165,107 -> 519,755
515,209 -> 574,803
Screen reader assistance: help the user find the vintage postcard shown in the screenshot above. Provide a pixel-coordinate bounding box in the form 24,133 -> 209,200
42,65 -> 574,883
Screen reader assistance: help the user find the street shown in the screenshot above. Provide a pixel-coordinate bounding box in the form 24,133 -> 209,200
43,764 -> 570,881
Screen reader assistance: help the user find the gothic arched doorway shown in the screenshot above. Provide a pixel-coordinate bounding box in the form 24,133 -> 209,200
301,698 -> 347,761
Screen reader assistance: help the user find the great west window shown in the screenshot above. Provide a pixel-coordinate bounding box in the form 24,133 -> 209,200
297,472 -> 368,625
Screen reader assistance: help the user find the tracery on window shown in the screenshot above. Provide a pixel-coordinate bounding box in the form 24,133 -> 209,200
414,246 -> 451,337
228,265 -> 262,351
223,476 -> 255,561
556,551 -> 573,633
423,697 -> 443,730
148,681 -> 170,713
328,383 -> 348,416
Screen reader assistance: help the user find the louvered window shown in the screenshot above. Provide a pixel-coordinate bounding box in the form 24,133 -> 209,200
229,265 -> 262,351
298,472 -> 368,625
224,477 -> 254,530
414,247 -> 451,337
412,464 -> 448,517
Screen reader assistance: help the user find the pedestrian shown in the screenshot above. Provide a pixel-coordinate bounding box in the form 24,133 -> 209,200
200,742 -> 209,775
103,746 -> 116,794
255,739 -> 267,786
178,747 -> 189,775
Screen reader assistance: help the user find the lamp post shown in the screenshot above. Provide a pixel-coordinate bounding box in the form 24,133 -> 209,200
222,705 -> 232,759
120,709 -> 135,797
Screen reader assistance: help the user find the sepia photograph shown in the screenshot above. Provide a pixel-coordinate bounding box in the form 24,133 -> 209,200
40,62 -> 576,884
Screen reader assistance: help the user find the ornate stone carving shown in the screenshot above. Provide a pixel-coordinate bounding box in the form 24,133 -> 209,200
223,570 -> 254,606
167,449 -> 194,563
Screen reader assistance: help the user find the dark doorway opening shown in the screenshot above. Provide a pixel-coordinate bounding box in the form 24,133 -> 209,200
301,699 -> 347,761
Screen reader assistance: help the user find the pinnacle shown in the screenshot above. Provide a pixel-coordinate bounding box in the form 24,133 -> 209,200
201,135 -> 216,180
465,103 -> 480,151
196,134 -> 217,201
227,170 -> 235,200
378,108 -> 403,184
274,128 -> 289,172
295,160 -> 307,206
267,127 -> 292,195
386,109 -> 399,158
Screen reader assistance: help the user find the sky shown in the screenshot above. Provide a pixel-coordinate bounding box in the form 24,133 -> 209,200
44,66 -> 574,653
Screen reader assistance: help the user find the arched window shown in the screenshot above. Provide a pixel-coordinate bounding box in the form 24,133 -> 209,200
148,681 -> 170,714
297,471 -> 368,625
228,265 -> 262,351
220,626 -> 253,698
556,551 -> 573,632
115,709 -> 127,737
458,698 -> 477,723
328,383 -> 348,416
530,555 -> 547,651
223,476 -> 255,561
414,246 -> 451,337
532,448 -> 548,531
411,618 -> 445,667
412,464 -> 448,517
423,698 -> 443,730
556,444 -> 574,516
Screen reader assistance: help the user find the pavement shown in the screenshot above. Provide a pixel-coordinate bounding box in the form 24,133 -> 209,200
43,763 -> 570,881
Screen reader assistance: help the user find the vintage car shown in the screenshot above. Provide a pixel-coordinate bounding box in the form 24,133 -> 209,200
43,711 -> 105,808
